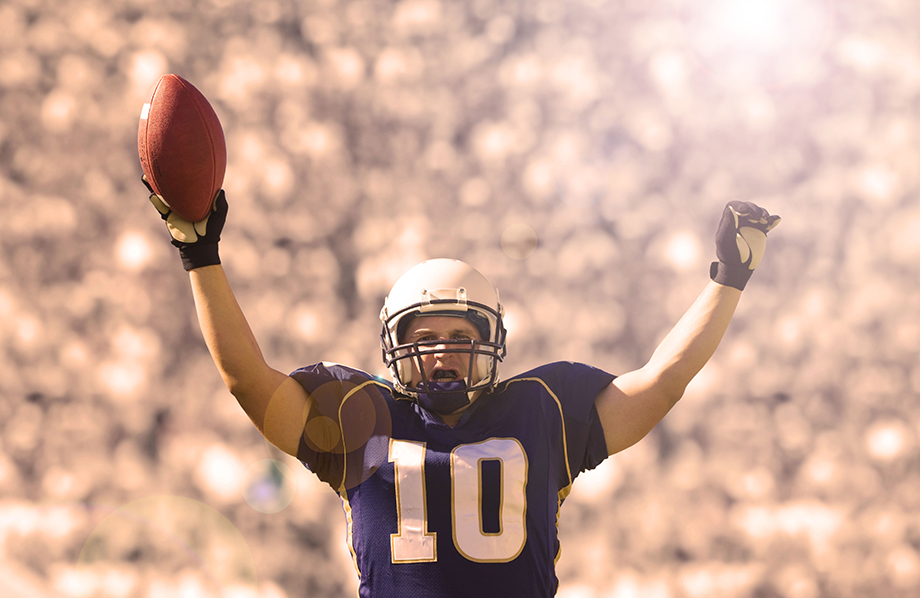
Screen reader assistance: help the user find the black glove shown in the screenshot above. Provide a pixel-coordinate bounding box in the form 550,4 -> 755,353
710,201 -> 781,290
143,176 -> 227,271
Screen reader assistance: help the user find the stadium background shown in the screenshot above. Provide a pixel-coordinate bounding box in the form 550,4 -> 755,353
2,0 -> 920,596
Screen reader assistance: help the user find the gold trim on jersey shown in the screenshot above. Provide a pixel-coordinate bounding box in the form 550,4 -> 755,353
338,488 -> 361,580
334,378 -> 393,493
330,377 -> 397,581
499,377 -> 574,565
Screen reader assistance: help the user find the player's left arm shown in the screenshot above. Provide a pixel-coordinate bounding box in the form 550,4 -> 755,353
595,202 -> 781,456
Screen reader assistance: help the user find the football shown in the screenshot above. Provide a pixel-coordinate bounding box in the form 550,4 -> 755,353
138,74 -> 226,223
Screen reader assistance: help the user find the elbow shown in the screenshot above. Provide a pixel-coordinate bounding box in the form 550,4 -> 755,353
224,375 -> 248,403
654,376 -> 685,410
226,381 -> 269,432
642,363 -> 690,409
663,385 -> 686,409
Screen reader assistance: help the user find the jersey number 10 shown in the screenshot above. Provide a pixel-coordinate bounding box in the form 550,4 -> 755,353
389,438 -> 528,563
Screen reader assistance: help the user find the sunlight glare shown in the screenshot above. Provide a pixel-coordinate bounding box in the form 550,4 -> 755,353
714,0 -> 783,51
681,0 -> 832,88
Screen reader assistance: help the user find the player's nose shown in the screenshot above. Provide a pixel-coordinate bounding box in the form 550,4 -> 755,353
430,339 -> 459,359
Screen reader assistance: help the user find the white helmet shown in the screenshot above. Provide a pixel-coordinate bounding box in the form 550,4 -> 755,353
380,259 -> 507,402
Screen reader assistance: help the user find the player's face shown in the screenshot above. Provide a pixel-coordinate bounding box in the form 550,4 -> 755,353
402,315 -> 482,389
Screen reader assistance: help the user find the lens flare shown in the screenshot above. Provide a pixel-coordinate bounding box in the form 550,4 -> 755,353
78,496 -> 258,595
243,459 -> 297,514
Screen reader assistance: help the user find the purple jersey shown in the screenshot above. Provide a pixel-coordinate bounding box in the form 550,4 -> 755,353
293,361 -> 615,598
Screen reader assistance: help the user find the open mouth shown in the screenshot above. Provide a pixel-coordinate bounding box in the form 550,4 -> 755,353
431,369 -> 460,381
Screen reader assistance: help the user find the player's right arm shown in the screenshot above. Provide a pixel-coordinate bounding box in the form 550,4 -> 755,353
146,181 -> 310,457
189,264 -> 310,456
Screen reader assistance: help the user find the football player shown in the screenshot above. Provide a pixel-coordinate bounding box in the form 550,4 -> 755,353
144,179 -> 779,597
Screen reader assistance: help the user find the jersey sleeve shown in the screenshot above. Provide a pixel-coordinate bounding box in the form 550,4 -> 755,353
531,361 -> 616,477
290,363 -> 394,491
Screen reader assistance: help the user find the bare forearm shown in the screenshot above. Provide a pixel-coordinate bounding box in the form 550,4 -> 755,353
189,265 -> 286,420
645,280 -> 741,402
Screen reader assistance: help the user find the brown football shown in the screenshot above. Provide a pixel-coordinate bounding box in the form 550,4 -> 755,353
138,74 -> 226,222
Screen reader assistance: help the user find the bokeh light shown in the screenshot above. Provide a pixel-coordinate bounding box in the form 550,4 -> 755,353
501,223 -> 538,260
75,496 -> 258,597
115,231 -> 156,272
2,0 -> 920,596
242,459 -> 297,514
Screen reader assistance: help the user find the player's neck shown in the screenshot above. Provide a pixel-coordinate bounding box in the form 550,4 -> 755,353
434,389 -> 483,427
439,412 -> 463,427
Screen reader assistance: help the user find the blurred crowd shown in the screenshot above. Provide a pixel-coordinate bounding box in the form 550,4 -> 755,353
2,0 -> 920,596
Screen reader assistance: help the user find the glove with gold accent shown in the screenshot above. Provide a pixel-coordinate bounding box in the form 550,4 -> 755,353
710,201 -> 781,290
143,176 -> 227,271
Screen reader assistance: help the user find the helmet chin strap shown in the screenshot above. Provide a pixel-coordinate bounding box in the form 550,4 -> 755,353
416,380 -> 471,416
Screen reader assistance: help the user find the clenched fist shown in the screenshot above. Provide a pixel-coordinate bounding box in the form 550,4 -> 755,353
710,201 -> 781,290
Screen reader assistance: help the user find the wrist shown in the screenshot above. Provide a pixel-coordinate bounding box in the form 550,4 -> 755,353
709,261 -> 752,291
178,242 -> 221,271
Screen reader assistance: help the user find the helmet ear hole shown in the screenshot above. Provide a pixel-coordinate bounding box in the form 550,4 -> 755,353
474,353 -> 493,386
396,357 -> 413,386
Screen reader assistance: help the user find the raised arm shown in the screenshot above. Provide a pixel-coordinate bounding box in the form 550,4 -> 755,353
145,181 -> 310,456
596,202 -> 780,456
189,264 -> 309,456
